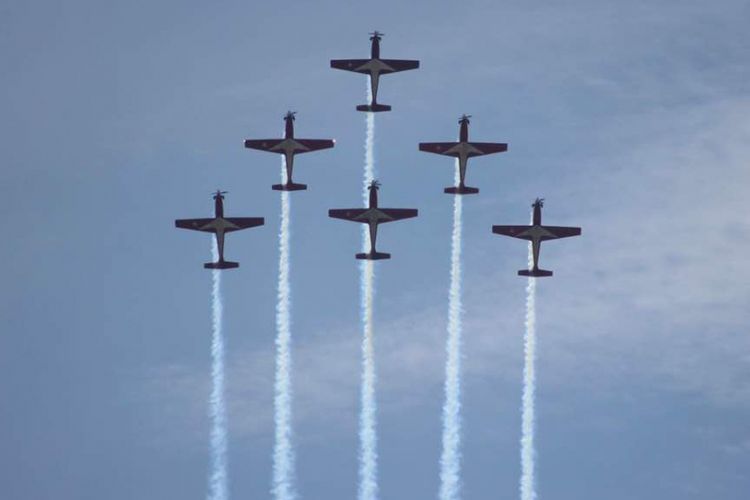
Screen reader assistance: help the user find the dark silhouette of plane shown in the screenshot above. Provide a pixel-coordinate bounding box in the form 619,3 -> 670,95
419,114 -> 508,194
175,191 -> 264,269
492,198 -> 581,277
330,31 -> 419,112
244,111 -> 335,191
329,180 -> 418,260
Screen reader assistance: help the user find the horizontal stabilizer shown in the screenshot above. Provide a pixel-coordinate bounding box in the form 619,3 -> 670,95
518,268 -> 553,277
355,252 -> 391,260
272,182 -> 307,191
204,261 -> 239,270
356,103 -> 391,112
444,185 -> 479,195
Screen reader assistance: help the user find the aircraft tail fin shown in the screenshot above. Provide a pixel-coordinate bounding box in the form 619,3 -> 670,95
204,260 -> 240,270
355,251 -> 391,260
356,103 -> 391,112
444,185 -> 479,195
518,268 -> 553,277
272,182 -> 307,191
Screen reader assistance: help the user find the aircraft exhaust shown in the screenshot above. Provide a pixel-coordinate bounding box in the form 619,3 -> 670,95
358,259 -> 377,500
520,216 -> 538,500
208,240 -> 229,500
439,160 -> 465,500
272,155 -> 296,500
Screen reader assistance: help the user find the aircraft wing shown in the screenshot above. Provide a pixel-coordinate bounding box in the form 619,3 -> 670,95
175,218 -> 216,232
224,217 -> 265,232
492,225 -> 533,240
329,208 -> 369,222
378,208 -> 418,223
244,139 -> 284,152
419,142 -> 508,158
330,59 -> 371,74
294,139 -> 335,154
466,142 -> 508,157
540,226 -> 581,240
419,142 -> 460,156
379,59 -> 420,74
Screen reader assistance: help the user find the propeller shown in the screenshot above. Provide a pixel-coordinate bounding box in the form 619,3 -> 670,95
213,190 -> 228,199
368,179 -> 381,190
533,197 -> 545,207
459,114 -> 472,123
369,31 -> 384,40
285,110 -> 297,120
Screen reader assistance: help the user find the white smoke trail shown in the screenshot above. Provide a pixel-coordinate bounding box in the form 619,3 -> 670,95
520,222 -> 537,500
439,164 -> 464,500
208,240 -> 228,500
358,81 -> 378,500
359,258 -> 377,500
272,156 -> 296,500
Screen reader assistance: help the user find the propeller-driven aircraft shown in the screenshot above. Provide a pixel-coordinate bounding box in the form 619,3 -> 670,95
330,31 -> 419,112
419,114 -> 508,194
244,111 -> 335,191
492,198 -> 581,277
329,180 -> 418,260
175,191 -> 264,269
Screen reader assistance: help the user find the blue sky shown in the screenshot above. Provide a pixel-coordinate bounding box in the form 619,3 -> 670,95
1,0 -> 749,499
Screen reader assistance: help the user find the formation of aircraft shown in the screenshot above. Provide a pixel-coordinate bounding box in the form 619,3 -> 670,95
243,111 -> 335,191
328,180 -> 418,260
175,191 -> 264,269
331,31 -> 419,112
176,31 -> 581,275
419,114 -> 508,194
492,198 -> 581,277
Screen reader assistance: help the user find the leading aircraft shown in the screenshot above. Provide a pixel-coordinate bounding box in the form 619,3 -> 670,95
491,198 -> 581,277
175,191 -> 264,269
244,111 -> 335,191
419,115 -> 508,194
329,180 -> 418,260
330,31 -> 419,112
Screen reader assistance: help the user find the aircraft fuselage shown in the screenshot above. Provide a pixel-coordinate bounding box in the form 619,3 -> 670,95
349,187 -> 397,254
371,36 -> 381,59
285,115 -> 295,139
267,136 -> 311,185
459,119 -> 469,142
214,194 -> 224,218
441,142 -> 485,187
193,195 -> 244,263
516,203 -> 556,271
358,38 -> 390,104
439,119 -> 483,187
355,59 -> 398,105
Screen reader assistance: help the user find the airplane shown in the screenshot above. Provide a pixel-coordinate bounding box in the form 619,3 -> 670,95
243,111 -> 335,191
329,180 -> 418,260
419,114 -> 508,194
491,198 -> 581,277
330,31 -> 419,112
175,191 -> 264,269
